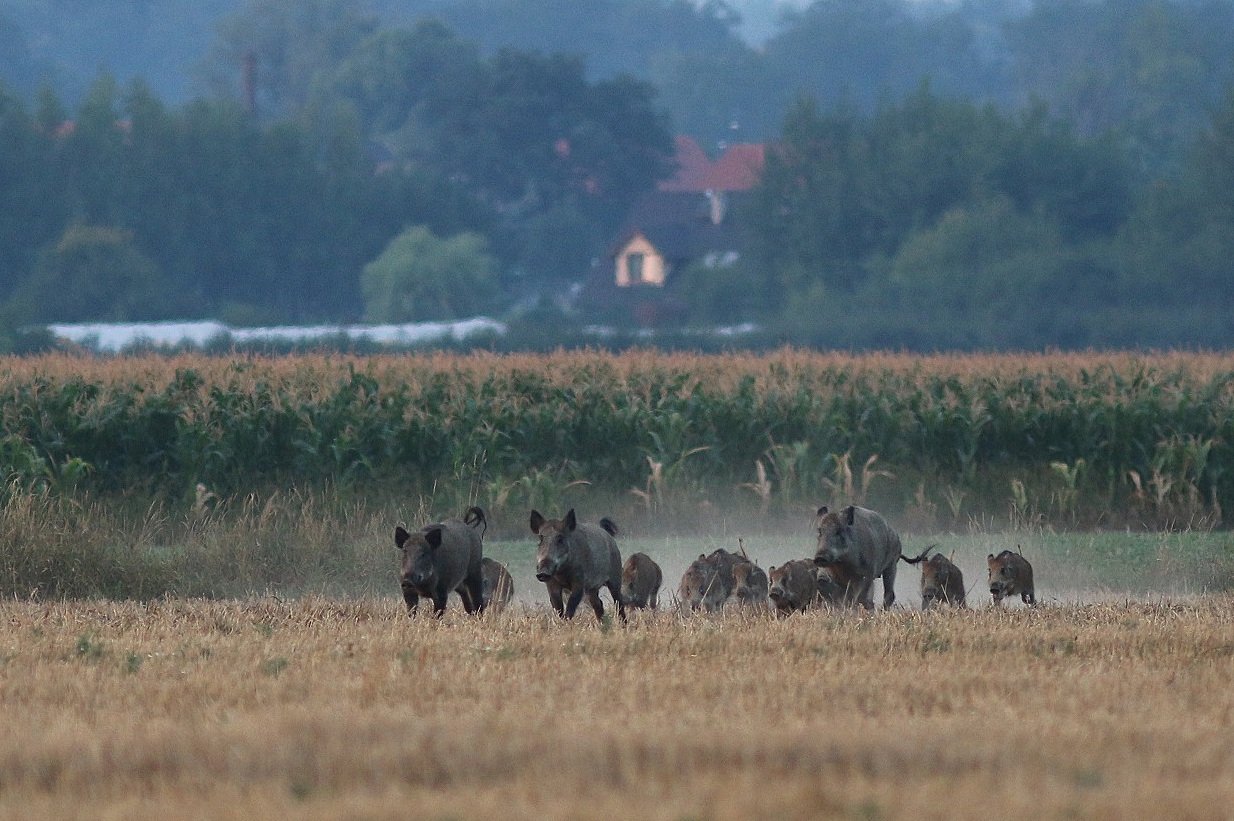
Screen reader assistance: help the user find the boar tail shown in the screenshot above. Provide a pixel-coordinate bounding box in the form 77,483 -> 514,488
900,544 -> 938,565
464,506 -> 487,535
599,517 -> 619,536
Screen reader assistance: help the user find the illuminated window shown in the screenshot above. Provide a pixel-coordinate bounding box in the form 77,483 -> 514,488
628,253 -> 645,282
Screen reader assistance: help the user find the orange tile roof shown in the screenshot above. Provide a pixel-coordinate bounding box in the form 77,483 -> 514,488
701,144 -> 764,192
657,135 -> 716,192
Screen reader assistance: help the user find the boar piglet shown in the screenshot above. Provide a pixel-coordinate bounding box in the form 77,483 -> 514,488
768,559 -> 820,615
480,557 -> 514,613
901,546 -> 967,609
988,549 -> 1036,606
621,552 -> 663,610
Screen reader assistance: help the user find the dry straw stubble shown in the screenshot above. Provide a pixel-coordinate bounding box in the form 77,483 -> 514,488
0,597 -> 1233,819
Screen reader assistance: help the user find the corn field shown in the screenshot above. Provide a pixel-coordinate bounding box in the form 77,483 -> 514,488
1,349 -> 1232,529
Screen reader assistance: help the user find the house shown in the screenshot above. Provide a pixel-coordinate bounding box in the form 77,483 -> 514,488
610,136 -> 765,289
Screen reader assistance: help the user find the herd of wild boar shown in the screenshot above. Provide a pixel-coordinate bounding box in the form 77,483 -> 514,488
395,504 -> 1037,620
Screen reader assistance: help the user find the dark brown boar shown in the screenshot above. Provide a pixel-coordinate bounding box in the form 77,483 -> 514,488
815,561 -> 862,608
677,548 -> 748,612
767,559 -> 820,615
988,549 -> 1036,606
396,512 -> 486,617
901,546 -> 966,609
480,557 -> 514,613
813,504 -> 903,610
731,561 -> 770,611
621,552 -> 663,610
530,509 -> 626,623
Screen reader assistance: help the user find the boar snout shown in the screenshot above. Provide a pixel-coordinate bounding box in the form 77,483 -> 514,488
535,557 -> 558,582
405,566 -> 433,589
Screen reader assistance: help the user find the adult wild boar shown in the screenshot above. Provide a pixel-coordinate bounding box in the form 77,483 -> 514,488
901,546 -> 966,609
678,548 -> 749,612
480,557 -> 514,613
768,559 -> 821,615
988,549 -> 1036,606
396,510 -> 486,617
530,509 -> 626,623
621,552 -> 663,610
731,561 -> 770,611
813,505 -> 903,610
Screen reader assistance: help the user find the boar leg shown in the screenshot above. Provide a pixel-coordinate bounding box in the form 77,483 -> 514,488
853,576 -> 876,610
607,579 -> 627,623
430,585 -> 451,617
881,562 -> 897,610
401,585 -> 420,615
563,587 -> 586,619
585,588 -> 605,620
460,573 -> 485,615
547,580 -> 565,616
1022,588 -> 1036,606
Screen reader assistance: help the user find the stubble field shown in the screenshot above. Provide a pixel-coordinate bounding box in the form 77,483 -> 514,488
2,594 -> 1233,820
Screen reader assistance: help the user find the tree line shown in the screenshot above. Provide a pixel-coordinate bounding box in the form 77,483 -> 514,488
2,0 -> 1234,350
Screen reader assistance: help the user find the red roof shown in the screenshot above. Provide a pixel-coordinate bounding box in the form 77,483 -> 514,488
657,137 -> 764,194
701,144 -> 764,192
657,135 -> 716,193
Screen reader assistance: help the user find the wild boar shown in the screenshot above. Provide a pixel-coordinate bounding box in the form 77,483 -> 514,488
901,546 -> 967,609
813,504 -> 903,610
815,561 -> 861,608
677,548 -> 748,612
768,559 -> 821,615
731,561 -> 770,611
396,512 -> 486,617
621,552 -> 663,610
480,557 -> 514,613
988,549 -> 1036,606
530,509 -> 626,623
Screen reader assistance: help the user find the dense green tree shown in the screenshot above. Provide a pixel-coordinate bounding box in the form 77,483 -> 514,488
748,88 -> 1133,308
1005,0 -> 1234,179
13,225 -> 163,322
0,83 -> 61,298
1115,86 -> 1234,310
763,0 -> 1003,112
199,0 -> 378,120
361,225 -> 499,322
320,30 -> 675,283
877,197 -> 1113,348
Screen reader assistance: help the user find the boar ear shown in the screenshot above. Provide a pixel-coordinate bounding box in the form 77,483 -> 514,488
564,509 -> 577,531
987,553 -> 995,561
425,527 -> 443,549
816,505 -> 828,517
529,510 -> 545,534
395,526 -> 411,550
844,505 -> 856,526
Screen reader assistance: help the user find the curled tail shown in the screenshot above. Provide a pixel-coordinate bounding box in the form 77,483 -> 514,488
599,517 -> 619,536
463,506 -> 487,536
899,544 -> 938,565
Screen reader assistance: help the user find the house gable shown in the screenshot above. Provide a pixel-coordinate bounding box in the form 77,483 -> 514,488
608,137 -> 765,289
614,232 -> 667,287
